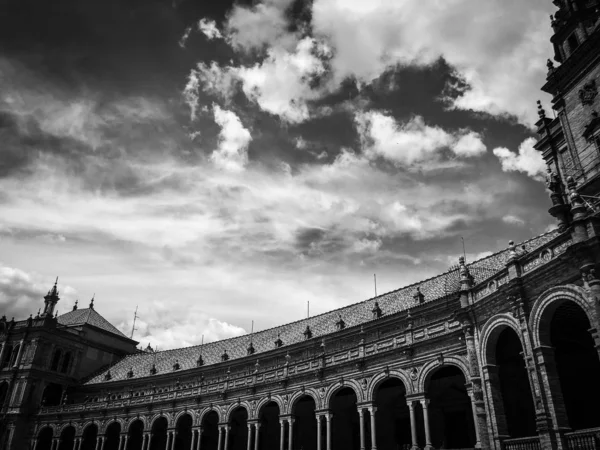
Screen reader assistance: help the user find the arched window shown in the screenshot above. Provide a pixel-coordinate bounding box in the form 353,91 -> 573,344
50,349 -> 62,371
1,345 -> 13,369
9,345 -> 20,367
60,352 -> 71,374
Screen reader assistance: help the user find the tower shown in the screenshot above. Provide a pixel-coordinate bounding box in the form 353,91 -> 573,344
535,1 -> 600,200
40,278 -> 59,318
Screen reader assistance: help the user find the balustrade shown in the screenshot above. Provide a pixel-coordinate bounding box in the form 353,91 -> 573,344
565,427 -> 600,450
502,436 -> 542,450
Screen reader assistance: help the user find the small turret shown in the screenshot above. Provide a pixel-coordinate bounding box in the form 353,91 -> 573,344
41,278 -> 60,318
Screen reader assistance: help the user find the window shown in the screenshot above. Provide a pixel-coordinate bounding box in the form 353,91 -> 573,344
9,345 -> 20,366
50,349 -> 62,371
1,345 -> 13,369
568,33 -> 579,53
60,352 -> 71,374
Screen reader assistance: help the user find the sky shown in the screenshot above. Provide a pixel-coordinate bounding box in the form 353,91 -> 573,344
0,0 -> 558,350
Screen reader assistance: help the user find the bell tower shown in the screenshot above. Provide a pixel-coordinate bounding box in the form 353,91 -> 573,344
535,0 -> 600,203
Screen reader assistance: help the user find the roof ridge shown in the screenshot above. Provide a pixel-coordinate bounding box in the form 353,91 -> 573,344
140,229 -> 560,357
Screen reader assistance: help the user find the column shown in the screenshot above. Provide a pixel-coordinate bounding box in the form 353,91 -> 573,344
325,413 -> 332,450
51,438 -> 59,450
288,417 -> 294,450
253,424 -> 260,450
191,429 -> 197,450
368,407 -> 377,450
123,435 -> 129,450
279,419 -> 285,450
31,438 -> 38,450
142,433 -> 150,450
168,431 -> 175,450
217,427 -> 223,450
101,436 -> 107,450
408,401 -> 418,450
118,435 -> 124,450
0,344 -> 7,369
420,399 -> 433,450
316,416 -> 322,450
95,436 -> 103,450
247,423 -> 253,450
467,389 -> 482,449
197,427 -> 204,450
224,426 -> 230,450
76,438 -> 82,450
358,408 -> 366,450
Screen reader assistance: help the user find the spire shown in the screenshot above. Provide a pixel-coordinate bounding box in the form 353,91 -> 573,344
459,256 -> 474,290
41,278 -> 60,318
73,300 -> 78,311
89,294 -> 95,309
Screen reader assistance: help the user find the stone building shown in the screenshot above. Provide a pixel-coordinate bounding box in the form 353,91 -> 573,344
2,1 -> 600,449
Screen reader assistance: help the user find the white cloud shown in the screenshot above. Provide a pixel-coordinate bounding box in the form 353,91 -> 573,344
198,19 -> 223,40
502,214 -> 526,226
179,26 -> 192,48
356,112 -> 486,168
211,105 -> 252,172
493,137 -> 546,181
184,62 -> 238,120
225,0 -> 297,52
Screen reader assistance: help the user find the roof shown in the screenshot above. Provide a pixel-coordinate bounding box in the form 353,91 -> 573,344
85,229 -> 560,385
58,308 -> 130,340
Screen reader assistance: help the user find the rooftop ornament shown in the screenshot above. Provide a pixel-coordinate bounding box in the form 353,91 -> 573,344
303,325 -> 312,340
335,315 -> 345,331
371,301 -> 382,319
274,332 -> 283,348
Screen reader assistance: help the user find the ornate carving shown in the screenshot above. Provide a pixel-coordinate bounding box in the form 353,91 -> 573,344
579,79 -> 598,106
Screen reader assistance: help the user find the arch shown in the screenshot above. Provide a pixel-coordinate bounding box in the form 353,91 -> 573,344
0,381 -> 9,407
173,409 -> 196,427
149,412 -> 172,429
125,415 -> 148,431
479,313 -> 526,365
373,377 -> 412,450
199,410 -> 219,450
255,395 -> 284,419
366,369 -> 413,402
417,355 -> 470,393
228,406 -> 249,450
529,284 -> 594,348
288,389 -> 320,414
324,380 -> 363,408
224,402 -> 251,422
9,344 -> 20,366
104,421 -> 121,450
174,413 -> 193,450
58,425 -> 76,450
1,344 -> 13,369
36,427 -> 53,450
101,418 -> 125,435
127,419 -> 145,450
80,423 -> 99,450
198,407 -> 222,425
149,416 -> 168,450
330,387 -> 360,450
258,401 -> 282,450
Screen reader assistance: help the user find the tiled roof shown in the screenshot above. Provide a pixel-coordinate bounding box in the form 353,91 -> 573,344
58,308 -> 129,340
85,230 -> 560,385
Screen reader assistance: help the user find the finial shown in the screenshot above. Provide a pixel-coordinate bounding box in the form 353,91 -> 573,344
105,370 -> 112,381
73,300 -> 78,311
36,309 -> 41,318
537,100 -> 546,119
414,286 -> 425,304
274,331 -> 283,348
303,325 -> 312,339
372,301 -> 382,319
508,240 -> 518,260
89,294 -> 95,309
221,350 -> 229,362
173,360 -> 180,371
547,59 -> 555,72
127,367 -> 134,378
336,314 -> 345,330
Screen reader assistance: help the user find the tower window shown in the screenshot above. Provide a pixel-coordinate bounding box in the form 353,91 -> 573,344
567,33 -> 579,53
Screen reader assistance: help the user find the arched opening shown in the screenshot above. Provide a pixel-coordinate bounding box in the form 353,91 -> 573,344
258,401 -> 281,450
149,417 -> 168,450
548,301 -> 600,430
228,407 -> 249,450
104,422 -> 121,450
426,365 -> 476,449
58,426 -> 76,450
1,345 -> 13,369
494,327 -> 537,438
127,420 -> 144,450
41,383 -> 63,407
292,396 -> 317,450
0,382 -> 9,408
200,411 -> 219,450
60,352 -> 72,374
9,345 -> 20,367
174,414 -> 193,450
81,424 -> 99,450
330,387 -> 360,450
36,427 -> 53,450
50,349 -> 62,371
374,378 -> 411,449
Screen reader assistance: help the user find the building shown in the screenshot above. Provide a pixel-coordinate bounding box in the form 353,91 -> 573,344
2,1 -> 600,449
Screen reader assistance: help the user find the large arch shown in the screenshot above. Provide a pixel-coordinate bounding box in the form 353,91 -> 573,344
198,407 -> 222,425
367,369 -> 414,401
425,365 -> 476,449
200,410 -> 219,450
225,402 -> 252,423
417,355 -> 471,394
288,389 -> 320,415
324,381 -> 362,408
228,406 -> 249,450
149,416 -> 168,450
36,427 -> 53,450
104,422 -> 121,450
174,413 -> 193,450
80,423 -> 99,450
292,395 -> 317,450
255,395 -> 284,418
127,419 -> 145,450
57,425 -> 76,450
258,401 -> 281,450
374,377 -> 412,450
486,323 -> 537,438
330,387 -> 360,450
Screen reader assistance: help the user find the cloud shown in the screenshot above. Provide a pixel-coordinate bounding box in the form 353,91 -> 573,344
179,26 -> 192,48
198,19 -> 223,40
356,112 -> 486,168
493,137 -> 546,181
184,62 -> 237,120
502,214 -> 525,226
211,105 -> 252,172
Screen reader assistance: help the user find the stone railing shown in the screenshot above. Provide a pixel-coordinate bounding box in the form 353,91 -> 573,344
565,427 -> 600,450
502,436 -> 542,450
